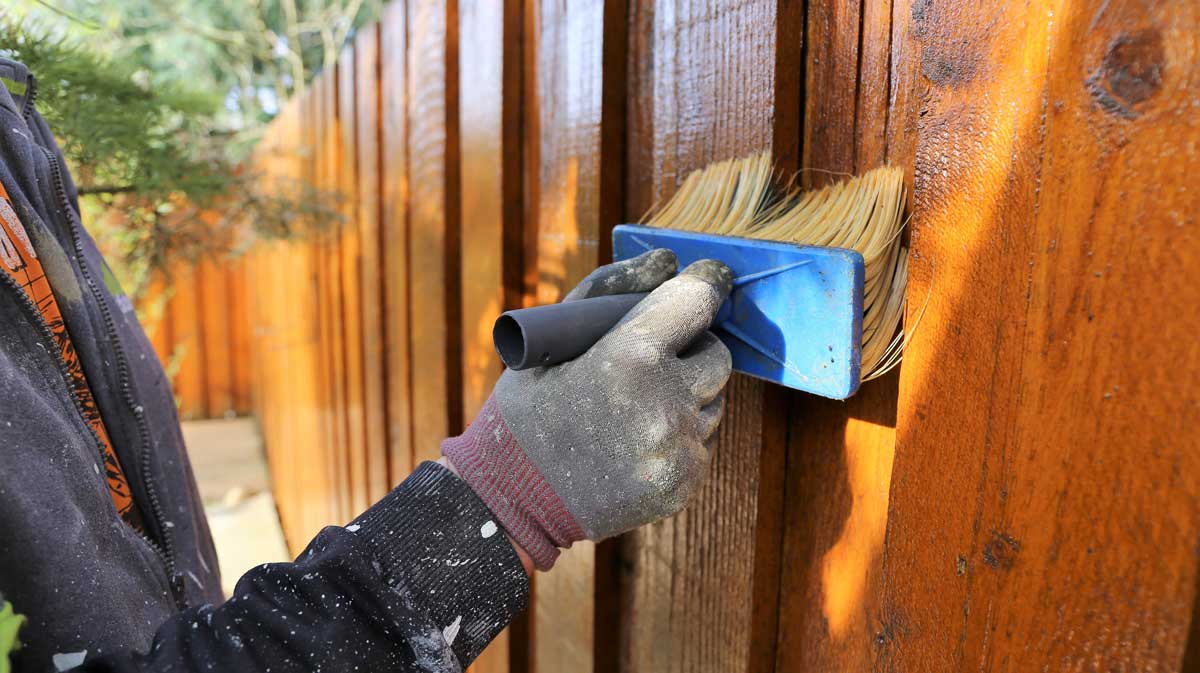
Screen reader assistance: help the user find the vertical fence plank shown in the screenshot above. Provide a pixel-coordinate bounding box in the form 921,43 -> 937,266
198,259 -> 234,417
458,0 -> 507,423
620,3 -> 799,673
354,25 -> 391,504
458,3 -> 522,669
524,1 -> 624,671
774,0 -> 909,670
406,0 -> 461,466
169,263 -> 206,420
227,256 -> 255,415
876,1 -> 1200,671
380,2 -> 415,484
337,44 -> 371,515
323,70 -> 355,521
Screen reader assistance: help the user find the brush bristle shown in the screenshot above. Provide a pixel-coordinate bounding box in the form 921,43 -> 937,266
643,152 -> 908,381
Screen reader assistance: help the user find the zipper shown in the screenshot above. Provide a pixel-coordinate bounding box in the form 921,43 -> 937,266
0,270 -> 172,574
19,78 -> 185,606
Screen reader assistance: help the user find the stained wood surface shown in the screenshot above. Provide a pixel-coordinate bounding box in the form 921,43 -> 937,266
379,2 -> 414,483
523,1 -> 627,670
168,263 -> 205,419
458,0 -> 507,422
459,2 -> 520,670
407,0 -> 460,463
877,1 -> 1200,670
774,0 -> 914,670
620,3 -> 799,672
196,260 -> 233,416
337,47 -> 371,516
354,25 -> 391,505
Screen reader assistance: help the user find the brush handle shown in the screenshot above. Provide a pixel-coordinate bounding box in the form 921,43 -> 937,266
493,293 -> 648,370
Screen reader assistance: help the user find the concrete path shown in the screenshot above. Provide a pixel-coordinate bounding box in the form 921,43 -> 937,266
182,418 -> 290,597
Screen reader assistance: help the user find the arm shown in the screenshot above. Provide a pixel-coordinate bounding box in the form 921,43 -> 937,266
79,462 -> 526,673
76,249 -> 730,672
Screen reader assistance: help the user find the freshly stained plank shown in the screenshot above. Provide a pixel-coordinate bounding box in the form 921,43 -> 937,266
406,0 -> 461,465
802,0 -> 860,188
337,45 -> 371,515
286,87 -> 338,544
354,25 -> 391,504
322,70 -> 354,522
877,1 -> 1200,670
620,3 -> 800,672
169,262 -> 206,420
458,2 -> 522,668
198,259 -> 234,416
774,0 -> 909,671
227,256 -> 255,415
458,0 -> 509,422
379,2 -> 415,483
524,1 -> 625,671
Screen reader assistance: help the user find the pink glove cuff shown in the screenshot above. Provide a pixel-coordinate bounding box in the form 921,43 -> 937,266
441,396 -> 586,570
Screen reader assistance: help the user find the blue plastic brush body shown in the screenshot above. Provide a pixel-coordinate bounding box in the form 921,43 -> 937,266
612,225 -> 864,399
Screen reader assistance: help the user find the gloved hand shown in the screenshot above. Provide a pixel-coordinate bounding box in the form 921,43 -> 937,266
442,249 -> 733,570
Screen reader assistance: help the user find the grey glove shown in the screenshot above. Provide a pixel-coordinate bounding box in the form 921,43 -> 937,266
442,250 -> 733,569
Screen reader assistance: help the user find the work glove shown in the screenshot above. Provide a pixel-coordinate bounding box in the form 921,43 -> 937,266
442,249 -> 733,570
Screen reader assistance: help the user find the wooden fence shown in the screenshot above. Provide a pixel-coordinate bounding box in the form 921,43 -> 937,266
198,0 -> 1200,671
141,259 -> 256,420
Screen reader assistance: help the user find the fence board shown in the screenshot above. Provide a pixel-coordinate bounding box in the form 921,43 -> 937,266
620,3 -> 799,673
169,263 -> 206,420
353,25 -> 391,505
458,0 -> 507,423
774,0 -> 909,670
227,257 -> 254,415
337,45 -> 371,516
408,0 -> 461,465
524,1 -> 626,670
458,3 -> 522,668
380,3 -> 415,483
197,259 -> 234,416
877,1 -> 1200,670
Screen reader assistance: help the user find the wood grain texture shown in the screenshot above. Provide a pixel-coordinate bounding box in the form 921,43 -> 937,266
406,0 -> 461,464
320,70 -> 354,522
620,3 -> 800,672
803,0 -> 860,188
458,2 -> 519,669
775,0 -> 910,670
458,0 -> 507,422
523,0 -> 624,671
379,2 -> 415,483
877,1 -> 1200,670
337,46 -> 371,516
354,25 -> 391,504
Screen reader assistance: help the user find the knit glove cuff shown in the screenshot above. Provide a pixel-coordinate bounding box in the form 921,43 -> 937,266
441,396 -> 587,570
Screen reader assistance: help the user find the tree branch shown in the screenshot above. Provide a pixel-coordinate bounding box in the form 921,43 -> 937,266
77,184 -> 138,196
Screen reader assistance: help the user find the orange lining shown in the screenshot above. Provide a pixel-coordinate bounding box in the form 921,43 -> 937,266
0,182 -> 146,532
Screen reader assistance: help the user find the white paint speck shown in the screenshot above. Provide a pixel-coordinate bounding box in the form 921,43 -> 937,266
52,650 -> 87,671
442,616 -> 462,646
480,521 -> 498,538
345,524 -> 361,533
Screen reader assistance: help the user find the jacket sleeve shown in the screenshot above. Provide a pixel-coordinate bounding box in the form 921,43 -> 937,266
77,462 -> 529,673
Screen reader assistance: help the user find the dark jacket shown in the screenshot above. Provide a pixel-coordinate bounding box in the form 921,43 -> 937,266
0,58 -> 526,672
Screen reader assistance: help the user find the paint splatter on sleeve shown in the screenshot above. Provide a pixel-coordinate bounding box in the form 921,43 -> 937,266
69,463 -> 529,673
